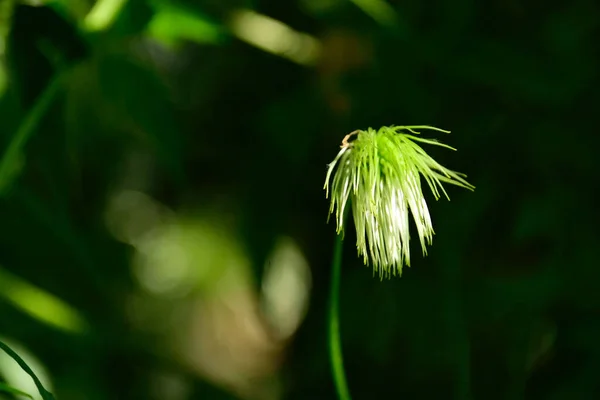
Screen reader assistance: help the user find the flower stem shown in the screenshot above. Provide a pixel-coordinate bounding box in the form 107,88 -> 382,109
328,232 -> 352,400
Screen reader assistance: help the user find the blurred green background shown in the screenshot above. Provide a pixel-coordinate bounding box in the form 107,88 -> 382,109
1,0 -> 599,399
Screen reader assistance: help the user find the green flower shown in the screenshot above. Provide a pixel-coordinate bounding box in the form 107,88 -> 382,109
324,125 -> 474,278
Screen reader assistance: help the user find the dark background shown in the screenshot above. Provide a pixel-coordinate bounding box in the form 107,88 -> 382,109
1,0 -> 599,399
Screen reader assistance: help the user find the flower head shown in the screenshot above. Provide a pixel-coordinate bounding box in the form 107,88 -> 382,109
324,125 -> 474,278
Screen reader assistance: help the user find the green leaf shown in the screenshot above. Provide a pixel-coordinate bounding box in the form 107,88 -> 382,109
0,382 -> 33,399
147,2 -> 225,46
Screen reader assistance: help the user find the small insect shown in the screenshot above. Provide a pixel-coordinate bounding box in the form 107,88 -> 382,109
341,130 -> 360,148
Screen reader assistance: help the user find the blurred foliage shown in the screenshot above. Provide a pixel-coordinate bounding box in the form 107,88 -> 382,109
0,382 -> 33,399
0,0 -> 599,399
0,339 -> 54,400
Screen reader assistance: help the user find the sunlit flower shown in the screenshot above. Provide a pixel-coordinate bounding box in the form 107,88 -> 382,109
324,125 -> 474,278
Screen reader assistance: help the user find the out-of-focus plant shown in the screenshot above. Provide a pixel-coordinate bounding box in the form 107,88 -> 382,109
0,340 -> 54,400
0,382 -> 33,399
323,126 -> 474,399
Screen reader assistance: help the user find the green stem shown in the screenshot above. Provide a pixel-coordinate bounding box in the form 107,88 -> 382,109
0,340 -> 55,400
0,71 -> 64,195
328,232 -> 352,400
